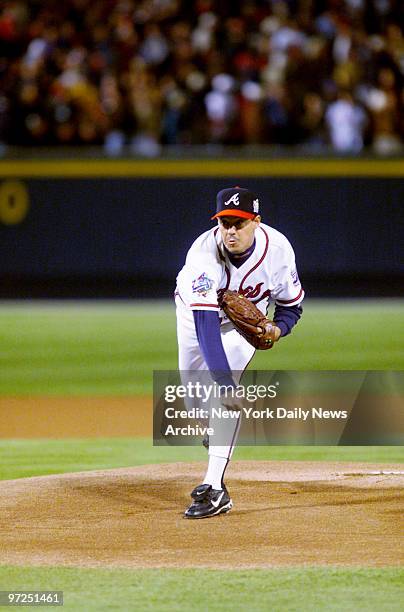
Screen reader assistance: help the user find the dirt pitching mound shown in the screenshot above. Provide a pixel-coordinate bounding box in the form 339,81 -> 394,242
1,461 -> 403,569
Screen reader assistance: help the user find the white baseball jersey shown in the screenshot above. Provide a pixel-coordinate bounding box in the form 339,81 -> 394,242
176,222 -> 304,320
175,222 -> 303,460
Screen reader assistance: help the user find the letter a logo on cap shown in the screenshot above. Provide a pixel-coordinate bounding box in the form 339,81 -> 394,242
224,193 -> 240,206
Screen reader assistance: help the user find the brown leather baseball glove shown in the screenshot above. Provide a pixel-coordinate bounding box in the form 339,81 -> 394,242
219,290 -> 280,350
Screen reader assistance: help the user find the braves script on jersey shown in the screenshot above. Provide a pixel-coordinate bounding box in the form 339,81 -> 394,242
176,222 -> 304,319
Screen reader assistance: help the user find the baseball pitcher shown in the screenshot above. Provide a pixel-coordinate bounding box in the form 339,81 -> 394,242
175,187 -> 304,518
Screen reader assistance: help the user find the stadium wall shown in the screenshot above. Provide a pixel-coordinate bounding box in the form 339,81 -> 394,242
0,159 -> 403,298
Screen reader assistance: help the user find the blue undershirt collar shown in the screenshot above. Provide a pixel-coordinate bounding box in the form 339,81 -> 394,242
225,239 -> 256,268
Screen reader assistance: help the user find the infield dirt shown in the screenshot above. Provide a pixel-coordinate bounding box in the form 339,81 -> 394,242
0,397 -> 152,438
1,461 -> 403,569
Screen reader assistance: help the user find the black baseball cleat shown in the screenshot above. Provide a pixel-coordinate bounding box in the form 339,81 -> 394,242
184,484 -> 233,519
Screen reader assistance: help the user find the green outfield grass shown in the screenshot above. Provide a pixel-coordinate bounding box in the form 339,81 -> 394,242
0,566 -> 402,611
0,300 -> 402,611
0,299 -> 403,395
0,438 -> 402,481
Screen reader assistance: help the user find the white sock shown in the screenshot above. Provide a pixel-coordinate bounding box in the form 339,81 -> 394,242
203,455 -> 228,490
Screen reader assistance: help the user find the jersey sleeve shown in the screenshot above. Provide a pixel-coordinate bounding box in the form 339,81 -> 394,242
271,241 -> 304,307
193,311 -> 235,386
176,240 -> 223,311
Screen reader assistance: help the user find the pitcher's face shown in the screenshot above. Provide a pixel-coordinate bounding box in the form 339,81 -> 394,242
218,216 -> 260,254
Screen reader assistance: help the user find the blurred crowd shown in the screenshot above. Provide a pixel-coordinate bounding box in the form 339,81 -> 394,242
0,0 -> 403,154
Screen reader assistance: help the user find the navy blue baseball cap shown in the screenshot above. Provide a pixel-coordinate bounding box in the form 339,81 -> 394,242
212,187 -> 260,220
